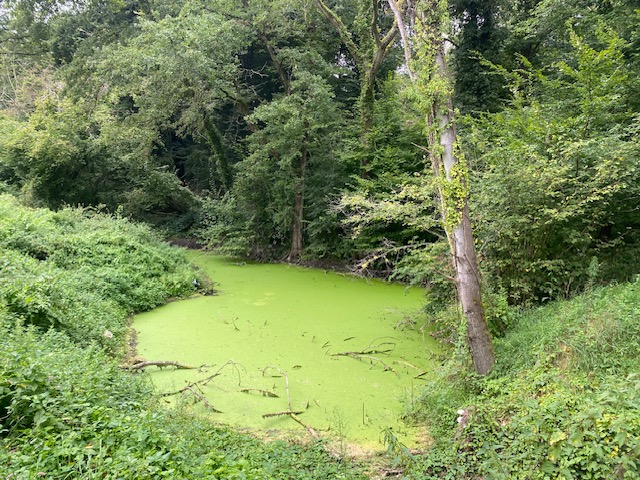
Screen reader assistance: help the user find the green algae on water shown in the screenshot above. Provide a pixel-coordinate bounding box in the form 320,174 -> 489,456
134,253 -> 440,449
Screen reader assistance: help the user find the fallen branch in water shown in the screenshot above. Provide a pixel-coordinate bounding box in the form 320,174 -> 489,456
260,366 -> 320,439
262,365 -> 291,410
395,359 -> 422,371
262,410 -> 305,418
290,413 -> 319,438
331,352 -> 396,373
128,360 -> 197,371
240,388 -> 279,398
161,360 -> 243,396
184,386 -> 222,413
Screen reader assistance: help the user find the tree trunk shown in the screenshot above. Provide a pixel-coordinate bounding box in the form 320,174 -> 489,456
431,43 -> 495,375
202,113 -> 232,193
289,144 -> 307,263
313,0 -> 397,153
389,0 -> 495,375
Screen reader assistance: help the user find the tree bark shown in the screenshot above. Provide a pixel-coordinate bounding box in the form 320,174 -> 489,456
387,0 -> 416,82
430,42 -> 495,376
202,113 -> 232,193
389,0 -> 495,375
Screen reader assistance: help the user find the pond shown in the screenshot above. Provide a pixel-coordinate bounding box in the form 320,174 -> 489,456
134,252 -> 441,450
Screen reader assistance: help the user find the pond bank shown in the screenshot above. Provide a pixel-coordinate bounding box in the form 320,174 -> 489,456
134,252 -> 441,450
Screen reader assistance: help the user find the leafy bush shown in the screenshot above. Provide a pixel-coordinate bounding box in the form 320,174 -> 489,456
468,26 -> 640,305
408,279 -> 640,479
0,195 -> 196,349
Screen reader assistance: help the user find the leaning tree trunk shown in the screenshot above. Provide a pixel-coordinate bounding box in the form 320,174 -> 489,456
430,43 -> 495,375
389,0 -> 495,375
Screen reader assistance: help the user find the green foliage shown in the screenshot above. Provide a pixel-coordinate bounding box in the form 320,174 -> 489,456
190,194 -> 255,257
406,278 -> 640,479
233,57 -> 345,258
0,195 -> 195,350
469,24 -> 640,304
0,94 -> 198,224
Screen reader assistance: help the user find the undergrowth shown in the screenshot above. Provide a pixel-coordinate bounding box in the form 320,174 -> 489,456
0,195 -> 366,479
402,279 -> 640,479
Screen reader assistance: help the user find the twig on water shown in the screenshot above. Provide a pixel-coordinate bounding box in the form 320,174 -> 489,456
161,360 -> 244,396
331,351 -> 397,373
262,365 -> 291,410
240,388 -> 279,398
183,386 -> 222,413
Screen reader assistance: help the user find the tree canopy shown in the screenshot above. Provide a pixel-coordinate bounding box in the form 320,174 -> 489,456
1,0 -> 639,333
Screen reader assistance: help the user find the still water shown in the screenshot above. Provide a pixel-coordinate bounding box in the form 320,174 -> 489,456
134,252 -> 440,449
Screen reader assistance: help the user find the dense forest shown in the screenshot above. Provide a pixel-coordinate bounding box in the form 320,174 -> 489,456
1,0 -> 640,478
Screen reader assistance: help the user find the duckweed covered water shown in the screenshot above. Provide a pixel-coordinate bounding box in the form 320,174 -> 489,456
134,252 -> 440,449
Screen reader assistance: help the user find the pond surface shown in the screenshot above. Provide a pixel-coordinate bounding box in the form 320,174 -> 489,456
134,252 -> 440,450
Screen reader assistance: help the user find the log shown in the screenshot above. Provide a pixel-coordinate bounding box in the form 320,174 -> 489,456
129,360 -> 196,371
240,388 -> 279,398
262,410 -> 305,418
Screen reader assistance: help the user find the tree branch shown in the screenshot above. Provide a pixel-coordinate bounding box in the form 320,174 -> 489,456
128,360 -> 197,371
313,0 -> 365,68
387,0 -> 415,80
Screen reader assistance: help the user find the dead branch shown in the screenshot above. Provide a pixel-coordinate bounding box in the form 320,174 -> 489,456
259,366 -> 320,439
262,411 -> 319,438
262,410 -> 305,418
128,361 -> 197,371
240,388 -> 279,398
395,359 -> 422,371
161,360 -> 243,396
262,365 -> 291,410
333,348 -> 393,356
290,413 -> 319,438
183,386 -> 222,413
332,352 -> 397,373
